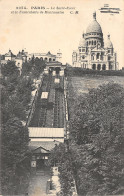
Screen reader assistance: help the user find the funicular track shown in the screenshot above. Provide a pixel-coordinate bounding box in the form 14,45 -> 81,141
53,90 -> 64,128
30,74 -> 52,127
53,89 -> 60,128
38,74 -> 52,127
29,72 -> 65,128
59,91 -> 64,127
45,87 -> 55,128
53,74 -> 64,128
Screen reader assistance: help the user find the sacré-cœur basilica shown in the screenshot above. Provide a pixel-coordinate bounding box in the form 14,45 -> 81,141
72,12 -> 118,70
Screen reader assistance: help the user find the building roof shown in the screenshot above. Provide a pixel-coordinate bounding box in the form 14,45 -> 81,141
91,46 -> 105,52
86,12 -> 102,34
46,61 -> 62,66
32,146 -> 50,153
31,52 -> 56,57
5,50 -> 16,57
54,78 -> 60,83
29,141 -> 60,151
29,127 -> 64,138
17,50 -> 27,59
41,92 -> 49,99
47,51 -> 55,56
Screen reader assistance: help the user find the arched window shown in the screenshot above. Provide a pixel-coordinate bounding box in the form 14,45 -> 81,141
102,64 -> 106,70
92,40 -> 93,45
97,64 -> 101,70
94,41 -> 96,45
109,63 -> 112,70
91,55 -> 94,60
108,56 -> 111,60
96,53 -> 99,59
92,64 -> 96,70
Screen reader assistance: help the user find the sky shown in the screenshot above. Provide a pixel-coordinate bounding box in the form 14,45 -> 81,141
0,0 -> 124,68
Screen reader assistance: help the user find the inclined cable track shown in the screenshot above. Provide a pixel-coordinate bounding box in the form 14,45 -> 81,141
29,73 -> 65,128
54,89 -> 60,128
38,74 -> 52,127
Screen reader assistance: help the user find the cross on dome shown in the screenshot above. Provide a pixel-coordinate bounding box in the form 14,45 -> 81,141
108,34 -> 110,39
93,11 -> 96,20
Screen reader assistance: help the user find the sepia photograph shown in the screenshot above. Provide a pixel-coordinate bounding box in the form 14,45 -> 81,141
0,0 -> 124,195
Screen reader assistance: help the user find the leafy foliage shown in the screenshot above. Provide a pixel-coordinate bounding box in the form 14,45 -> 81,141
69,83 -> 124,195
49,143 -> 74,196
1,57 -> 46,194
16,76 -> 35,109
2,118 -> 29,168
50,82 -> 124,195
33,57 -> 46,79
1,61 -> 31,194
1,61 -> 20,77
65,67 -> 124,77
21,57 -> 46,79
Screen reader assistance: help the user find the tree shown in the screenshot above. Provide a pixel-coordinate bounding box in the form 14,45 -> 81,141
1,61 -> 20,77
2,117 -> 29,167
69,82 -> 124,195
1,93 -> 26,124
32,57 -> 46,79
21,61 -> 33,76
16,76 -> 35,109
1,61 -> 20,95
1,60 -> 31,194
49,143 -> 74,196
1,117 -> 29,194
21,57 -> 46,79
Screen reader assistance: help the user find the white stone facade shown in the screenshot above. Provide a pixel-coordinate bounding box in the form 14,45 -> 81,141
72,12 -> 118,70
28,50 -> 62,63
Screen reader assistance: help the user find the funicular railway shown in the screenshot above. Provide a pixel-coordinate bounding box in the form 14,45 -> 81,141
27,66 -> 70,195
28,68 -> 66,171
29,70 -> 65,128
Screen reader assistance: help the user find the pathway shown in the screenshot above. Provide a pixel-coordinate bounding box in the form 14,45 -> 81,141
28,168 -> 50,196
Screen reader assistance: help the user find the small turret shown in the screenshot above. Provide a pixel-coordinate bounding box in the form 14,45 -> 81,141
105,33 -> 113,48
56,49 -> 62,62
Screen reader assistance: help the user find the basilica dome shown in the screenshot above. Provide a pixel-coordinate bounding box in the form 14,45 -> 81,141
86,12 -> 102,34
79,37 -> 87,47
105,34 -> 113,48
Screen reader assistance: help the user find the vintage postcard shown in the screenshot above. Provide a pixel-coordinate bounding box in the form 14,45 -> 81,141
0,0 -> 124,195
